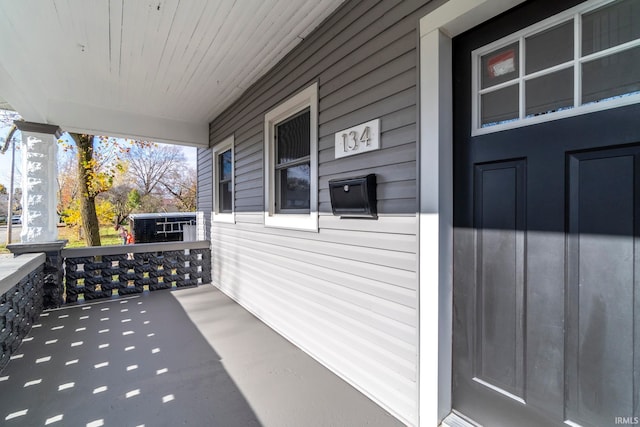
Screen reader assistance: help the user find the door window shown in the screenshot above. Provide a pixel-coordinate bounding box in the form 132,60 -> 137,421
473,0 -> 640,135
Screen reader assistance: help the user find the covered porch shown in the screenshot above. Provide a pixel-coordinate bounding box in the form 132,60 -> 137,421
0,257 -> 401,427
0,0 -> 414,424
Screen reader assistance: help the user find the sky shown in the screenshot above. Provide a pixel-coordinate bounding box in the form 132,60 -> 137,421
0,125 -> 197,190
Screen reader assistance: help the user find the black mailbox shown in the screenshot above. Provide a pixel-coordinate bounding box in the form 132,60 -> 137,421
328,174 -> 377,219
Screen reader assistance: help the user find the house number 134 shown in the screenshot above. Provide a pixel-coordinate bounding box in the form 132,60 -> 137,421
334,119 -> 380,159
341,127 -> 371,152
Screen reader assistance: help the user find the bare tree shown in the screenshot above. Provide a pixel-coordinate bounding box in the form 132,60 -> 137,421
0,109 -> 20,127
162,167 -> 197,211
126,144 -> 185,197
1,112 -> 22,243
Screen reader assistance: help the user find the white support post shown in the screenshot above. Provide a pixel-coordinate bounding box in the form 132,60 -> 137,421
419,28 -> 453,426
14,122 -> 61,243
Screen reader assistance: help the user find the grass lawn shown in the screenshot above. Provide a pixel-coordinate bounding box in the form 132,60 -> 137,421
0,225 -> 123,253
58,225 -> 124,247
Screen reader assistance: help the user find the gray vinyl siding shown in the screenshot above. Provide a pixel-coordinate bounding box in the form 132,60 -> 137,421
198,1 -> 439,424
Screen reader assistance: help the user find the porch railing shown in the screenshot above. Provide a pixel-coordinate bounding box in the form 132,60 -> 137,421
0,253 -> 46,370
62,241 -> 211,303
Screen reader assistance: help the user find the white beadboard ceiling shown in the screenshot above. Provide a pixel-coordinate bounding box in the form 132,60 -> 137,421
0,0 -> 343,146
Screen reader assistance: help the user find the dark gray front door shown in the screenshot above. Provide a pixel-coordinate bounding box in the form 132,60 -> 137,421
452,1 -> 640,426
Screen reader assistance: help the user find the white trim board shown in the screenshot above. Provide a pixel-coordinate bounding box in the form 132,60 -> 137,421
417,1 -> 525,426
47,99 -> 209,147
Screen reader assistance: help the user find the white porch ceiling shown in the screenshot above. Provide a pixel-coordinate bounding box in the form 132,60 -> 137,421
0,0 -> 343,146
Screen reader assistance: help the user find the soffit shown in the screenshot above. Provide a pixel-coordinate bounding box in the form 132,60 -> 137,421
0,0 -> 343,146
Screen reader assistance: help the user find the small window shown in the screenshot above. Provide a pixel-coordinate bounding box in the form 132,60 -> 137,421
212,135 -> 234,223
472,0 -> 640,135
276,109 -> 311,212
264,83 -> 318,231
218,148 -> 233,213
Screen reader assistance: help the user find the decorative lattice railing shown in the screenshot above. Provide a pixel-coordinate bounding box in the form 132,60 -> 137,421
61,241 -> 211,303
0,253 -> 46,370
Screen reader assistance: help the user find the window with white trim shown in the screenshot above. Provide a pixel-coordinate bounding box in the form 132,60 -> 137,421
212,135 -> 234,223
472,0 -> 640,135
264,83 -> 318,231
276,109 -> 311,212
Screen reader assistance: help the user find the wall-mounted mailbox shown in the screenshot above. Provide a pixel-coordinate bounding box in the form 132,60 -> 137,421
329,174 -> 377,219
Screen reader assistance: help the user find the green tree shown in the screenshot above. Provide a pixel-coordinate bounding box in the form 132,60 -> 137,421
107,185 -> 141,225
96,198 -> 115,225
128,188 -> 141,208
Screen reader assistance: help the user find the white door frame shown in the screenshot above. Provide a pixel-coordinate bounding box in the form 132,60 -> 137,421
417,1 -> 525,425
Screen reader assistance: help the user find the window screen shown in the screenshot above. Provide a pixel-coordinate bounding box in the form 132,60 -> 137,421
218,149 -> 232,213
275,109 -> 311,211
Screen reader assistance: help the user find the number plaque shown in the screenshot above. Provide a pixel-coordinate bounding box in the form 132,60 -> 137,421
334,119 -> 380,159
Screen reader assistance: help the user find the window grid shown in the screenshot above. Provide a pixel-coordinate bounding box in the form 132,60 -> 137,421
518,35 -> 525,121
218,149 -> 232,214
274,108 -> 311,213
574,15 -> 582,109
274,158 -> 311,213
212,136 -> 234,223
275,156 -> 309,170
472,0 -> 640,136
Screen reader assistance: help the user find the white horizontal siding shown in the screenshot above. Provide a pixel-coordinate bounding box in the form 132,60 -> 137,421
215,227 -> 416,273
211,217 -> 418,421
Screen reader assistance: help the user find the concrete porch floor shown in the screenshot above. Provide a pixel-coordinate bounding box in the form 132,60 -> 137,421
0,284 -> 404,426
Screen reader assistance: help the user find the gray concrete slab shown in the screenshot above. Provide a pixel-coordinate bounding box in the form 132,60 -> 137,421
0,291 -> 260,426
173,284 -> 405,427
0,286 -> 405,426
0,252 -> 45,293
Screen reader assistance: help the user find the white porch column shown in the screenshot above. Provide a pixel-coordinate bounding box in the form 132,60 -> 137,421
14,122 -> 61,243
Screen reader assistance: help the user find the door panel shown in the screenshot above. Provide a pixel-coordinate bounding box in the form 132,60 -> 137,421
566,149 -> 640,427
474,161 -> 526,400
452,1 -> 640,426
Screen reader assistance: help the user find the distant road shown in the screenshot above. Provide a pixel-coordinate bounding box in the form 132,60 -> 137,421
0,224 -> 21,243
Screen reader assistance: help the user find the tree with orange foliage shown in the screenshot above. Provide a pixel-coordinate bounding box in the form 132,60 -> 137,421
65,134 -> 152,246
